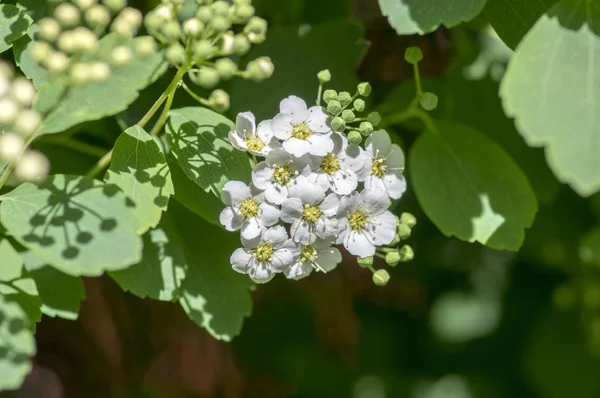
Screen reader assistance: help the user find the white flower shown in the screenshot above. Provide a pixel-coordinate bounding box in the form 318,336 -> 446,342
251,148 -> 312,205
229,111 -> 280,156
230,225 -> 294,283
358,130 -> 406,199
336,189 -> 396,257
219,181 -> 280,240
308,132 -> 365,195
281,176 -> 339,244
285,239 -> 342,280
272,95 -> 333,157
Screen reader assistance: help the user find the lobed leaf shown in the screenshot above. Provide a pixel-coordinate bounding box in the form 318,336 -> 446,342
12,25 -> 49,89
0,5 -> 32,53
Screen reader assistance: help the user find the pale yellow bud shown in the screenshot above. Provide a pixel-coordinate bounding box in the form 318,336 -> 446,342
73,0 -> 97,11
85,4 -> 111,28
0,132 -> 25,162
54,3 -> 81,28
112,7 -> 142,36
46,51 -> 70,73
183,18 -> 203,37
11,78 -> 36,106
72,27 -> 99,51
89,62 -> 110,81
0,76 -> 10,98
30,42 -> 52,63
135,37 -> 157,56
38,18 -> 62,42
154,5 -> 173,20
70,62 -> 91,85
0,98 -> 19,125
14,150 -> 50,182
0,62 -> 13,80
14,110 -> 42,136
221,32 -> 234,55
111,45 -> 132,64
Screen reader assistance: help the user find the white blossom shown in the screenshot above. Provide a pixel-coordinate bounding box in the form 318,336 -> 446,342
230,225 -> 294,283
281,176 -> 339,244
251,148 -> 312,205
229,111 -> 280,156
359,130 -> 406,199
272,95 -> 333,157
337,188 -> 396,257
285,239 -> 342,280
219,180 -> 280,240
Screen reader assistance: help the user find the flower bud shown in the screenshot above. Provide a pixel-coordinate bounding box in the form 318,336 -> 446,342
183,18 -> 204,37
353,98 -> 365,112
111,45 -> 133,65
330,116 -> 345,132
215,58 -> 238,80
0,76 -> 9,98
337,91 -> 352,106
398,245 -> 414,262
232,34 -> 250,55
11,78 -> 36,107
0,98 -> 19,125
193,40 -> 214,60
326,100 -> 341,115
317,69 -> 331,84
247,32 -> 266,44
102,0 -> 126,14
195,6 -> 212,23
385,251 -> 401,267
357,256 -> 373,268
347,130 -> 362,146
367,111 -> 381,126
323,89 -> 337,103
420,92 -> 438,111
397,223 -> 411,240
37,18 -> 61,42
208,89 -> 230,113
390,233 -> 401,246
373,269 -> 390,286
166,44 -> 186,65
400,212 -> 417,228
232,4 -> 255,24
112,7 -> 143,36
244,16 -> 267,36
234,0 -> 252,4
85,4 -> 111,29
192,67 -> 220,89
73,0 -> 97,11
88,61 -> 110,81
341,109 -> 355,123
161,21 -> 182,41
0,132 -> 25,162
212,1 -> 231,17
31,42 -> 52,63
46,51 -> 70,72
404,46 -> 423,64
210,16 -> 231,33
245,57 -> 274,81
14,110 -> 41,135
54,3 -> 81,28
14,150 -> 50,182
135,37 -> 157,56
358,82 -> 372,97
359,121 -> 373,137
70,62 -> 91,85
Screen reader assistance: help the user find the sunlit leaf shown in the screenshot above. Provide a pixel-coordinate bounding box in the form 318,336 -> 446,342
12,25 -> 49,89
0,5 -> 32,53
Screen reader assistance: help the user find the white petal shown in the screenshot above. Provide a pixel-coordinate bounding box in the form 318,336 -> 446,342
315,217 -> 338,240
365,129 -> 392,157
364,174 -> 387,192
312,238 -> 335,250
344,230 -> 375,257
369,210 -> 397,246
264,137 -> 283,154
259,202 -> 280,227
221,180 -> 250,205
219,207 -> 243,231
251,162 -> 274,190
290,219 -> 314,245
316,247 -> 342,272
279,95 -> 308,124
284,261 -> 313,280
283,137 -> 311,157
263,225 -> 289,248
355,154 -> 372,182
387,144 -> 405,170
281,197 -> 303,223
230,248 -> 252,274
336,225 -> 348,245
248,261 -> 275,283
342,145 -> 367,173
271,248 -> 294,271
337,191 -> 359,217
265,184 -> 288,205
307,133 -> 334,156
265,148 -> 292,167
306,106 -> 330,133
241,217 -> 263,239
289,154 -> 313,175
256,119 -> 274,142
359,186 -> 390,216
319,193 -> 340,216
307,171 -> 330,192
330,131 -> 348,154
290,176 -> 325,205
228,131 -> 248,152
383,171 -> 407,199
329,169 -> 358,195
236,111 -> 256,136
272,113 -> 293,139
241,233 -> 261,249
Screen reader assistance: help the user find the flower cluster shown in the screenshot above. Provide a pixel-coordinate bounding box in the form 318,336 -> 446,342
220,77 -> 413,285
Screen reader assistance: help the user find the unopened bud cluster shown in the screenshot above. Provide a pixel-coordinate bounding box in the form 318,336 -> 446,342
31,0 -> 153,86
144,0 -> 273,112
0,62 -> 49,183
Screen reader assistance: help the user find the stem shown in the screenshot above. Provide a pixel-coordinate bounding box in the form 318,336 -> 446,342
39,137 -> 107,158
150,87 -> 177,137
316,83 -> 323,106
85,149 -> 113,178
181,80 -> 209,106
413,62 -> 423,97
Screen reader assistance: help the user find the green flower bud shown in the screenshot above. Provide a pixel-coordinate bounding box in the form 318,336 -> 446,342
322,89 -> 337,104
195,6 -> 212,23
244,16 -> 267,35
317,69 -> 331,84
135,37 -> 157,56
183,18 -> 204,37
0,133 -> 25,163
397,223 -> 411,240
30,42 -> 52,63
192,67 -> 220,89
215,58 -> 238,80
73,0 -> 97,10
233,0 -> 252,4
326,100 -> 341,115
102,0 -> 126,13
245,56 -> 274,81
85,4 -> 111,29
353,98 -> 365,112
211,16 -> 231,33
88,61 -> 110,82
161,21 -> 182,41
212,1 -> 231,17
14,150 -> 50,182
373,269 -> 390,286
247,32 -> 265,44
338,91 -> 352,106
37,18 -> 61,42
404,46 -> 423,64
357,256 -> 373,268
385,251 -> 401,267
165,44 -> 186,65
232,34 -> 251,55
341,109 -> 355,123
390,233 -> 401,246
420,92 -> 438,111
367,111 -> 381,126
232,4 -> 255,24
359,121 -> 373,137
45,51 -> 69,73
54,3 -> 81,28
347,130 -> 362,146
208,89 -> 230,113
358,82 -> 372,96
398,245 -> 414,262
153,4 -> 174,21
193,40 -> 214,60
111,45 -> 132,65
400,212 -> 417,228
331,116 -> 346,132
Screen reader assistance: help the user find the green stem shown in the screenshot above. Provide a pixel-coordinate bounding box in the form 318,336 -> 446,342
150,86 -> 177,137
181,80 -> 209,106
413,62 -> 423,97
39,136 -> 107,158
316,83 -> 323,106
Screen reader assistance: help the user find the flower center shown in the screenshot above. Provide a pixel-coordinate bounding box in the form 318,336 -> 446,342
292,122 -> 311,140
348,210 -> 367,231
320,153 -> 340,175
299,245 -> 318,263
253,243 -> 273,263
302,204 -> 322,224
239,198 -> 259,218
273,165 -> 292,185
246,135 -> 264,152
371,158 -> 387,177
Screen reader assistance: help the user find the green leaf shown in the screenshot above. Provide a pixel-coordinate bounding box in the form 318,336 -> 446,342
0,295 -> 36,391
21,251 -> 85,320
35,34 -> 167,135
580,225 -> 600,266
168,201 -> 253,341
230,21 -> 367,120
484,0 -> 558,49
106,126 -> 174,234
500,0 -> 600,196
110,216 -> 186,302
0,5 -> 32,53
409,121 -> 538,251
12,25 -> 49,89
378,0 -> 486,35
165,107 -> 252,197
0,174 -> 142,277
15,0 -> 49,21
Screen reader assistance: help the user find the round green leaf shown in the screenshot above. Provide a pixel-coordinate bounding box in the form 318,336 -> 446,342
410,121 -> 538,251
106,126 -> 174,234
0,5 -> 32,53
500,0 -> 600,196
0,175 -> 143,276
378,0 -> 486,35
12,25 -> 49,89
